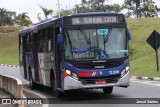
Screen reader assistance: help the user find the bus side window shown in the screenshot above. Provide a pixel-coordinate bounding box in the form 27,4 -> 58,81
26,33 -> 32,52
43,29 -> 48,52
49,27 -> 54,52
38,30 -> 44,52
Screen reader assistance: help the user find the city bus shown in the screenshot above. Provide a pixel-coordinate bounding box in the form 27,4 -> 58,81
19,12 -> 131,98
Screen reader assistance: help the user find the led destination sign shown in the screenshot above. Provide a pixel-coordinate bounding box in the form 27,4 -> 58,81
72,16 -> 118,25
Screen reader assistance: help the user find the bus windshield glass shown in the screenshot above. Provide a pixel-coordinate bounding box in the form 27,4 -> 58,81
64,28 -> 128,60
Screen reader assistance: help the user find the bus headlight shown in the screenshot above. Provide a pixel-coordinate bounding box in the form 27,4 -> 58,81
66,70 -> 71,75
65,70 -> 78,80
121,66 -> 129,77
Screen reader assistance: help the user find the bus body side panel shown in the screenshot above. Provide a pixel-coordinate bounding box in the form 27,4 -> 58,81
38,52 -> 54,87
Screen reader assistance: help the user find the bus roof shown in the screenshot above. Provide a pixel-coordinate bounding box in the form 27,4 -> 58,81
19,17 -> 62,35
71,12 -> 122,16
19,12 -> 124,35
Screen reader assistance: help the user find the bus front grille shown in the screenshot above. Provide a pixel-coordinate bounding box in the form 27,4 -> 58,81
79,76 -> 120,85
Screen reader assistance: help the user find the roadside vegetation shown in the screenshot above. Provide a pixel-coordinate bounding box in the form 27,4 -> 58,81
0,26 -> 19,65
128,18 -> 160,77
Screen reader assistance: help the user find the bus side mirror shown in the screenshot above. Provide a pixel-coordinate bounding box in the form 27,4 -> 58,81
58,34 -> 63,45
127,29 -> 131,40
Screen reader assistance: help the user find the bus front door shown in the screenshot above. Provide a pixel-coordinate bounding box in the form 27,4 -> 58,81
55,27 -> 62,89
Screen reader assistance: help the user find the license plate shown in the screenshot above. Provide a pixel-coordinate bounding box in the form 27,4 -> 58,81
95,80 -> 106,85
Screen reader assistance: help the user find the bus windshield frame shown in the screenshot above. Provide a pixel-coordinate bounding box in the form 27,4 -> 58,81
63,27 -> 128,61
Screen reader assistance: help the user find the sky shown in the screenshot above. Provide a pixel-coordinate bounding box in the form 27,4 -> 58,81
0,0 -> 160,23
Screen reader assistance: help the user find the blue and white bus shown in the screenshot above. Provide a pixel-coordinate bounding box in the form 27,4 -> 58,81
19,12 -> 131,98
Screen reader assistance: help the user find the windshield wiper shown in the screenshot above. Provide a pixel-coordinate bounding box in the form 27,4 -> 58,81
104,28 -> 112,44
78,27 -> 91,44
103,28 -> 112,51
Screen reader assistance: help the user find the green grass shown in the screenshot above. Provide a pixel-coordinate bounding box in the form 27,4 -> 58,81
1,19 -> 160,77
127,18 -> 160,77
0,26 -> 19,65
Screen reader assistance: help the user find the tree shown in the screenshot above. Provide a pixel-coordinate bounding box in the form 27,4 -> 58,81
0,8 -> 7,26
76,5 -> 97,13
124,0 -> 159,18
81,0 -> 121,12
0,8 -> 15,26
112,4 -> 125,13
145,1 -> 159,17
37,13 -> 42,22
39,5 -> 53,19
124,0 -> 141,18
91,0 -> 106,11
54,9 -> 73,18
15,12 -> 32,27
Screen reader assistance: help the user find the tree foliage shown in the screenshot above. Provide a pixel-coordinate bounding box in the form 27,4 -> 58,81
37,13 -> 42,22
112,4 -> 125,13
15,12 -> 32,26
39,5 -> 53,19
80,0 -> 125,13
0,8 -> 15,26
54,9 -> 73,18
124,0 -> 159,18
81,0 -> 107,12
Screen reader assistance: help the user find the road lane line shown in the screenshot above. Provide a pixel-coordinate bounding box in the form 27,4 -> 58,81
23,89 -> 49,107
132,81 -> 160,86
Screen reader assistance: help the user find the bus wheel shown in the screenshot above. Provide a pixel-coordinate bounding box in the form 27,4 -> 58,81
55,90 -> 63,98
103,87 -> 113,94
29,71 -> 37,90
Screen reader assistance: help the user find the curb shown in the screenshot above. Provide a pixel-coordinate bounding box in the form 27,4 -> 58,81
136,76 -> 160,81
0,64 -> 19,68
0,74 -> 24,107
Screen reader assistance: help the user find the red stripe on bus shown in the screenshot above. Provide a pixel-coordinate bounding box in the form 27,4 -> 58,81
62,72 -> 68,78
77,72 -> 93,77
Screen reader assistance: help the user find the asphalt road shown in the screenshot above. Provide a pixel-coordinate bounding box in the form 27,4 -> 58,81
0,65 -> 160,107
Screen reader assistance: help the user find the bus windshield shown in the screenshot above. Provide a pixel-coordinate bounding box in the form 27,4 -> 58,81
64,28 -> 128,61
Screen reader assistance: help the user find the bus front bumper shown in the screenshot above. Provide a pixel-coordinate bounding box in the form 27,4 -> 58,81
63,71 -> 130,90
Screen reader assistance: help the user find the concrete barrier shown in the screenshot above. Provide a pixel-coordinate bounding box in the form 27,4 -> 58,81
0,74 -> 24,107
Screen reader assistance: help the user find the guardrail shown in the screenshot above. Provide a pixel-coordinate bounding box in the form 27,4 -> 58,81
0,74 -> 24,107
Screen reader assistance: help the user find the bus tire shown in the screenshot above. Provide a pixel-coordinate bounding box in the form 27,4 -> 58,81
55,90 -> 63,98
29,69 -> 37,90
103,86 -> 113,94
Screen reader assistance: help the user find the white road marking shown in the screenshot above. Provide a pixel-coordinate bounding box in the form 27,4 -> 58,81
132,81 -> 160,86
23,89 -> 49,107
